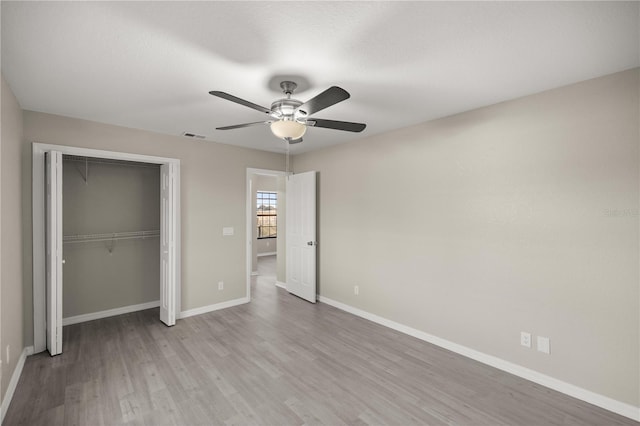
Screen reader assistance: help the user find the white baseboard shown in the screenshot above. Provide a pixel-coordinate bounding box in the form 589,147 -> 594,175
257,252 -> 276,257
318,296 -> 640,422
1,346 -> 34,424
178,297 -> 249,319
63,300 -> 160,326
275,281 -> 286,289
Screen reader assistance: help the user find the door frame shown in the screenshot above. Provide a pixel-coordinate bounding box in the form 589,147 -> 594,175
32,143 -> 181,354
45,151 -> 63,355
245,168 -> 288,301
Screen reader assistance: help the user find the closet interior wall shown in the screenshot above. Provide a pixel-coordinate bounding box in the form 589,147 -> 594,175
62,156 -> 160,319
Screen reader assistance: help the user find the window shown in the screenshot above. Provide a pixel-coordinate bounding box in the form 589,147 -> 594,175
257,191 -> 277,239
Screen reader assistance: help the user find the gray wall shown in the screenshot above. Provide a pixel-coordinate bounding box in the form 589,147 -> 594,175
62,159 -> 160,317
1,75 -> 24,402
293,69 -> 640,406
256,238 -> 276,255
22,111 -> 285,345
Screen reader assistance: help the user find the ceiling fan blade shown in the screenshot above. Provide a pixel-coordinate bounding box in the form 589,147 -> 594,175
216,121 -> 271,130
307,118 -> 366,133
209,91 -> 272,115
296,86 -> 350,116
286,137 -> 303,144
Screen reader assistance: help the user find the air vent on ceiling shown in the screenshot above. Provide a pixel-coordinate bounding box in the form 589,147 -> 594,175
182,131 -> 205,139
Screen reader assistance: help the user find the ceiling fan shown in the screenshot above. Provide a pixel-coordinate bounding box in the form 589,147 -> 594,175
209,81 -> 366,144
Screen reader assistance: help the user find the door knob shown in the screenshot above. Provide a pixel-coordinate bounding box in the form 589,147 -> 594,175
307,241 -> 316,246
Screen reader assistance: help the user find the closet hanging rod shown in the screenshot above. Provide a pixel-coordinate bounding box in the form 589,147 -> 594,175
63,230 -> 160,244
63,156 -> 161,169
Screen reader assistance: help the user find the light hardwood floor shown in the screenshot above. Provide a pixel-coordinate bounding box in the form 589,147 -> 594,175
4,256 -> 638,425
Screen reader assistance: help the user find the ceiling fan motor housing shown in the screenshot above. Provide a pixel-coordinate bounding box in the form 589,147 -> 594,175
271,98 -> 304,121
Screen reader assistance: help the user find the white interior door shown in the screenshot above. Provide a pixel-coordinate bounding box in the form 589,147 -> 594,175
286,171 -> 317,303
46,151 -> 63,356
160,162 -> 177,326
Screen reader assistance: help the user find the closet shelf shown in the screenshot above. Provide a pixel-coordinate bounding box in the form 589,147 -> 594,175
63,230 -> 160,244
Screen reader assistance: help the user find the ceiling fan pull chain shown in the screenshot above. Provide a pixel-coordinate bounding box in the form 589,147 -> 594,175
286,140 -> 290,176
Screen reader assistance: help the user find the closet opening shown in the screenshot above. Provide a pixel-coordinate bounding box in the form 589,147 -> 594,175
32,144 -> 181,355
61,155 -> 161,326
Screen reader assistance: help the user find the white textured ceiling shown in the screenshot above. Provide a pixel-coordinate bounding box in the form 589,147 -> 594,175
2,1 -> 638,154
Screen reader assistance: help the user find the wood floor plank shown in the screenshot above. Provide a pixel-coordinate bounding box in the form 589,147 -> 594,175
4,255 -> 639,425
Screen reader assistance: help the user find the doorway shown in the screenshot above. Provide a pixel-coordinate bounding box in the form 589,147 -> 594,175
32,143 -> 181,355
246,168 -> 287,300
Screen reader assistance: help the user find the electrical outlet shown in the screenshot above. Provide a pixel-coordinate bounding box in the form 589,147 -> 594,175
537,336 -> 550,354
218,281 -> 224,291
520,332 -> 531,348
354,285 -> 359,296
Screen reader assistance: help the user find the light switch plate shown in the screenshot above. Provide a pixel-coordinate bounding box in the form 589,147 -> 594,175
222,227 -> 234,236
537,336 -> 550,354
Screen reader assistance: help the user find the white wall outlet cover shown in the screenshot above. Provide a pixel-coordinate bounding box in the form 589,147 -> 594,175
222,227 -> 234,236
520,332 -> 532,348
537,336 -> 551,354
218,281 -> 224,290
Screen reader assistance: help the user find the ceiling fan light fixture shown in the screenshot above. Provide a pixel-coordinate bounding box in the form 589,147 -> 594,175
270,119 -> 307,140
211,81 -> 366,143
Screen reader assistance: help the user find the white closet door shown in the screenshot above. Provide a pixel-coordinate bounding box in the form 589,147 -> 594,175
286,171 -> 317,303
160,162 -> 177,326
46,151 -> 63,356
